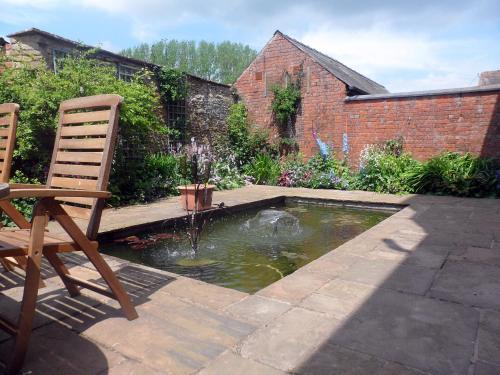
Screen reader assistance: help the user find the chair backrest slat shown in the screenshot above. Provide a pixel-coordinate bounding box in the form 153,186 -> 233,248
46,94 -> 123,239
0,103 -> 19,183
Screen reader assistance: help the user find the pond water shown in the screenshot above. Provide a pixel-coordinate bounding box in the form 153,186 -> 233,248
102,201 -> 392,293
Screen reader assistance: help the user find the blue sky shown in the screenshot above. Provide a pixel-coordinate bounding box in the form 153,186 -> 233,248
1,0 -> 499,92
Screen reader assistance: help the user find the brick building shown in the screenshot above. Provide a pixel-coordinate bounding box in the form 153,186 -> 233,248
0,28 -> 233,143
234,31 -> 500,165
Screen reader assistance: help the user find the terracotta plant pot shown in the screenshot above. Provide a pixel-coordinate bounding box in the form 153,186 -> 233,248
178,184 -> 215,211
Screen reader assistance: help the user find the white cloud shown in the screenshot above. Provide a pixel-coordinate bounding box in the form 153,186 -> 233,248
300,24 -> 495,91
1,0 -> 59,8
97,40 -> 118,52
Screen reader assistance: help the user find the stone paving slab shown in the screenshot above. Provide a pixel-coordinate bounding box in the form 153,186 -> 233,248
240,307 -> 341,371
300,279 -> 376,320
430,260 -> 500,310
327,288 -> 479,375
0,322 -> 126,375
0,186 -> 499,374
337,257 -> 437,295
224,295 -> 291,326
198,350 -> 286,375
477,310 -> 500,366
255,269 -> 331,304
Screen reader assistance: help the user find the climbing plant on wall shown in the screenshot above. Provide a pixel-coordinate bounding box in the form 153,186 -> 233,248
154,67 -> 188,140
271,70 -> 302,155
155,67 -> 187,102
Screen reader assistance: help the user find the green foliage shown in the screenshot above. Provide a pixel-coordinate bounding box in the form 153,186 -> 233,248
223,103 -> 275,168
355,144 -> 419,194
406,152 -> 498,197
155,67 -> 187,102
121,39 -> 257,84
210,161 -> 245,190
245,154 -> 281,185
354,139 -> 498,197
1,171 -> 39,227
0,53 -> 167,205
271,83 -> 301,125
144,153 -> 182,198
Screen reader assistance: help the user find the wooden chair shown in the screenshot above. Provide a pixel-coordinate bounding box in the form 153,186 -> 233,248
0,103 -> 18,183
0,103 -> 30,274
0,94 -> 138,374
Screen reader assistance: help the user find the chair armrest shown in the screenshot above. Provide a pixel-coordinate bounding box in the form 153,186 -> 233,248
9,183 -> 47,189
4,188 -> 111,199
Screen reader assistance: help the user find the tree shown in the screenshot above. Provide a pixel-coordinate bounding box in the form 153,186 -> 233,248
121,39 -> 257,84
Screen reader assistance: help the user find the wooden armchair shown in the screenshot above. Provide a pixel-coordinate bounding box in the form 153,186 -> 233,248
0,103 -> 30,274
0,103 -> 18,183
0,94 -> 138,374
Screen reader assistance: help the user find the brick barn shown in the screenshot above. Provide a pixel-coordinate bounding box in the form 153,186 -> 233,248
234,31 -> 500,165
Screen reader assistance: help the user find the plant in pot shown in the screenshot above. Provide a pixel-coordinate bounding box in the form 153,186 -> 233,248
178,138 -> 215,211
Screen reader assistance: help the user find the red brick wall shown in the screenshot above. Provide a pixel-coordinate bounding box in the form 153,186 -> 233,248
344,93 -> 500,165
234,33 -> 346,158
234,33 -> 500,168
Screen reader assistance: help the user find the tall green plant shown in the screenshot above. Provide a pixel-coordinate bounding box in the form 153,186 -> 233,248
223,103 -> 274,169
245,154 -> 281,185
355,143 -> 419,194
406,152 -> 497,197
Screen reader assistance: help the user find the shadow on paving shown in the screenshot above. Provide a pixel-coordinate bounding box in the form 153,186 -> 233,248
286,194 -> 500,375
0,254 -> 176,374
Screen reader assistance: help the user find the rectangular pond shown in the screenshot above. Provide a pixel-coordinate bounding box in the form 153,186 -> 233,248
102,199 -> 394,293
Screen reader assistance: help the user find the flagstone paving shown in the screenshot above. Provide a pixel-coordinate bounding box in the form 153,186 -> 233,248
1,186 -> 499,374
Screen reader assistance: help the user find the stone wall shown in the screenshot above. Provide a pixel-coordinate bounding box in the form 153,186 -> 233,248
5,34 -> 75,69
4,33 -> 148,74
234,32 -> 500,167
185,75 -> 234,145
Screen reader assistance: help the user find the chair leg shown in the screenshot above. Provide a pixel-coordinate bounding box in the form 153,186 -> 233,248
44,199 -> 138,321
6,205 -> 46,375
44,251 -> 80,297
79,245 -> 138,320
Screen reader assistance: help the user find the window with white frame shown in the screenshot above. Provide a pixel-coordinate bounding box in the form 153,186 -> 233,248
118,64 -> 139,82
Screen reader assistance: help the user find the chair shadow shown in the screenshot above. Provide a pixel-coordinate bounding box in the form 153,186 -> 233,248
0,254 -> 176,374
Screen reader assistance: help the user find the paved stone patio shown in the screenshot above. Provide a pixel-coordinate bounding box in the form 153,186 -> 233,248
1,186 -> 499,374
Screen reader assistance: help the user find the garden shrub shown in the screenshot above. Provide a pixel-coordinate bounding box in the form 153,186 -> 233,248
223,103 -> 275,169
278,153 -> 351,189
406,152 -> 498,197
1,171 -> 39,227
354,142 -> 419,194
245,154 -> 281,185
210,161 -> 246,190
0,53 -> 172,205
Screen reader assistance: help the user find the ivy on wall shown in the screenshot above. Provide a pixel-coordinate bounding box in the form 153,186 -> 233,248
154,67 -> 187,102
271,69 -> 302,155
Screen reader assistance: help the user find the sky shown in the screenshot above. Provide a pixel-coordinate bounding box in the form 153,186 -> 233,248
1,0 -> 499,92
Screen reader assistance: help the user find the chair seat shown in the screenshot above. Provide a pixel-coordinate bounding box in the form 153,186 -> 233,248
0,230 -> 76,256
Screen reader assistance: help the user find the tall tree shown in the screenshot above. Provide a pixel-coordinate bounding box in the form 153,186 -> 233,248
121,39 -> 257,84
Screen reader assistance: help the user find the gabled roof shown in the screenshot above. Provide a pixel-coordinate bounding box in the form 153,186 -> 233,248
6,28 -> 231,87
275,31 -> 388,95
7,27 -> 157,68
